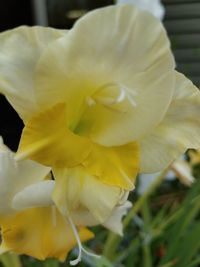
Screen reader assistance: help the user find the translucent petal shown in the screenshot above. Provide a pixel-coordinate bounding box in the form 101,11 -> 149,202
171,160 -> 195,187
0,26 -> 66,121
70,198 -> 131,235
12,180 -> 55,210
53,167 -> 121,223
103,201 -> 132,236
140,72 -> 200,173
0,149 -> 50,215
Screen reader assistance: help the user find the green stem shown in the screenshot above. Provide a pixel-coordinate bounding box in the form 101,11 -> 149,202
0,253 -> 21,267
142,201 -> 152,267
103,169 -> 168,260
143,245 -> 152,267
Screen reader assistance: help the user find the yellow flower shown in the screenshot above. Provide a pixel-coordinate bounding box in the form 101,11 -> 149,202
0,4 -> 200,249
0,138 -> 131,263
140,72 -> 200,173
0,140 -> 93,262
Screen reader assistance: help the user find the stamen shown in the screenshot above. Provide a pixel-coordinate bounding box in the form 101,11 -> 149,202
67,216 -> 100,266
116,86 -> 126,103
86,82 -> 137,110
96,83 -> 126,106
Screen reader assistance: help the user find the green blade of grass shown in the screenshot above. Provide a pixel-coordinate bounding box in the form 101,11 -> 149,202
141,201 -> 152,267
174,222 -> 200,267
159,181 -> 200,266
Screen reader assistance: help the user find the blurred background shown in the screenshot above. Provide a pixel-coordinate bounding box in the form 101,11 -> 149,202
0,1 -> 200,267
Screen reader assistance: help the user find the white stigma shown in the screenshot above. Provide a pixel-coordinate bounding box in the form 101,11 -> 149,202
68,216 -> 100,266
86,82 -> 137,111
116,86 -> 126,103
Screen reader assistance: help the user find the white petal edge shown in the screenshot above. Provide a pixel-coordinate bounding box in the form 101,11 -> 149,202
103,201 -> 132,236
140,71 -> 200,173
71,200 -> 132,236
171,160 -> 195,187
0,144 -> 50,214
0,26 -> 67,121
12,180 -> 55,210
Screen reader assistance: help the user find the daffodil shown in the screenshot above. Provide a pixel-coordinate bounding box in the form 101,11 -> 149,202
0,4 -> 200,261
0,138 -> 94,262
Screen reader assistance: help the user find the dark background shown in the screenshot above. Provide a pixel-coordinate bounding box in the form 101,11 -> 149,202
0,0 -> 33,151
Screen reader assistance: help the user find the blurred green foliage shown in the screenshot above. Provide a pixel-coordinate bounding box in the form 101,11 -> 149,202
1,165 -> 200,267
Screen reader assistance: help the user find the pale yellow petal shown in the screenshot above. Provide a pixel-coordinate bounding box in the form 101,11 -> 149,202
0,149 -> 50,215
53,167 -> 121,223
0,26 -> 66,121
71,210 -> 99,227
16,103 -> 92,168
171,160 -> 195,187
140,72 -> 200,173
35,5 -> 175,145
82,142 -> 139,190
85,69 -> 175,146
103,201 -> 132,236
0,207 -> 93,261
12,180 -> 55,210
70,200 -> 132,236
